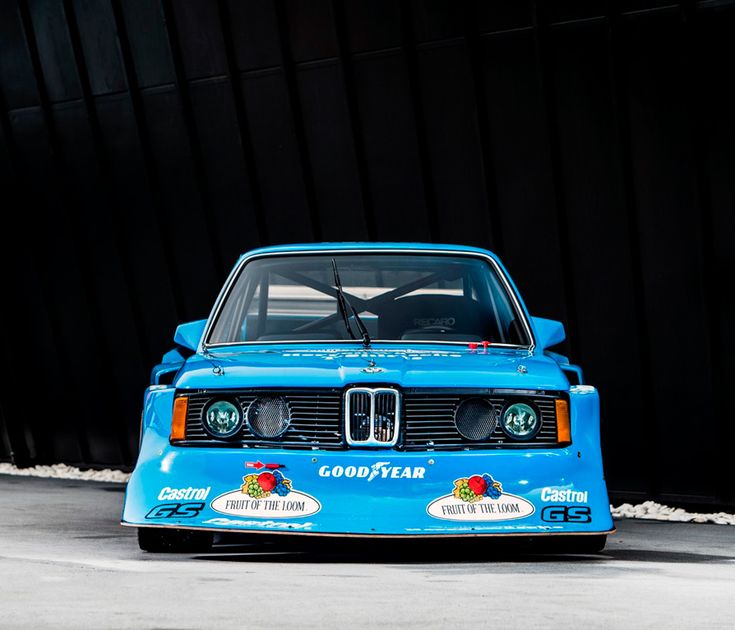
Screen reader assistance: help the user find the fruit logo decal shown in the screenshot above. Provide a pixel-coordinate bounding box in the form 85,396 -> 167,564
427,473 -> 534,522
211,470 -> 320,519
454,474 -> 502,503
242,470 -> 292,498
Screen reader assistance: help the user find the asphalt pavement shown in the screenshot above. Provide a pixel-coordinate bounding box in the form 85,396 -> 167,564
1,475 -> 734,629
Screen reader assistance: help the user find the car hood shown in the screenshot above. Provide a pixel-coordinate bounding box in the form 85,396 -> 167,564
175,345 -> 568,391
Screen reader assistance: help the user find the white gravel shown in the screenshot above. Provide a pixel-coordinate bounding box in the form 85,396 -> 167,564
0,463 -> 131,483
1,463 -> 733,525
611,500 -> 735,525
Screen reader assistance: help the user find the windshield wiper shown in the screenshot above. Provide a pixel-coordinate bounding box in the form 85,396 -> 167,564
331,259 -> 356,341
348,298 -> 371,348
331,259 -> 371,348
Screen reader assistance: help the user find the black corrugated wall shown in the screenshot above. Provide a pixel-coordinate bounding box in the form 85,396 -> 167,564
0,0 -> 733,508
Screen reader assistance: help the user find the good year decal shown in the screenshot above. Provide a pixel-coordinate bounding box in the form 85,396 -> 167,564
427,473 -> 535,522
210,470 -> 321,518
318,462 -> 425,480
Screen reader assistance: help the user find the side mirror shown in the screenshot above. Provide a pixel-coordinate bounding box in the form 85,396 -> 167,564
531,316 -> 565,350
173,319 -> 207,351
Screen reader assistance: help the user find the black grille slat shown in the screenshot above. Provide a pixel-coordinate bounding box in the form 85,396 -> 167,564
184,389 -> 343,449
349,391 -> 371,442
373,392 -> 397,442
180,388 -> 564,451
402,392 -> 560,451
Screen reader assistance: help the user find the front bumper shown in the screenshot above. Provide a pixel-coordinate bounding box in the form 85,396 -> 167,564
122,447 -> 612,537
122,385 -> 612,537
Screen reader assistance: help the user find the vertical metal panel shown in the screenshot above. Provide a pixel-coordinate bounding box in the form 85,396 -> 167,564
13,0 -> 120,464
111,0 -> 186,326
548,17 -> 649,494
187,77 -> 263,265
28,0 -> 80,103
0,0 -> 733,507
94,92 -> 180,362
63,0 -> 152,372
118,0 -> 174,89
140,86 -> 221,314
296,62 -> 369,240
461,2 -> 504,252
623,11 -> 715,497
0,113 -> 83,465
273,0 -> 323,241
70,0 -> 126,95
688,3 -> 735,504
604,3 -> 660,496
352,51 -> 430,240
215,0 -> 269,246
342,0 -> 401,53
398,0 -> 440,241
241,69 -> 314,242
331,0 -> 377,238
0,1 -> 40,109
167,0 -> 227,81
161,0 -> 227,280
284,0 -> 338,62
479,29 -> 569,325
415,41 -> 493,248
225,0 -> 281,71
531,1 -> 579,357
0,99 -> 37,466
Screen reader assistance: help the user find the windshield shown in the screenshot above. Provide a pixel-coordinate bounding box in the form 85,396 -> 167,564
206,253 -> 531,347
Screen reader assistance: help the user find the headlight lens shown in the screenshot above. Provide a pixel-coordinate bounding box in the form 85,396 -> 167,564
202,399 -> 242,438
454,398 -> 497,441
247,396 -> 291,438
501,402 -> 539,439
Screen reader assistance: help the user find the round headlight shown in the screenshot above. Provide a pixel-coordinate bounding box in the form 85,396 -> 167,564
454,398 -> 497,441
202,399 -> 242,438
247,396 -> 291,438
501,402 -> 540,439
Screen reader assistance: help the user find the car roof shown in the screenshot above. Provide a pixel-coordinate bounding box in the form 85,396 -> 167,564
238,242 -> 498,261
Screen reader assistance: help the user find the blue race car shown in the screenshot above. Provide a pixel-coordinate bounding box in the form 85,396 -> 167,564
123,243 -> 613,552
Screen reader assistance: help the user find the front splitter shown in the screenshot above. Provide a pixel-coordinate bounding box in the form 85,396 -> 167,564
121,520 -> 615,539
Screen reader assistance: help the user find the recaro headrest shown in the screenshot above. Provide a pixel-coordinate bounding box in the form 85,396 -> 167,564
378,294 -> 496,341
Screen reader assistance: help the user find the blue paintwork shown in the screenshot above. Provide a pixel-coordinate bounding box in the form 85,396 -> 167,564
530,316 -> 566,350
123,243 -> 613,537
173,319 -> 207,352
175,346 -> 565,390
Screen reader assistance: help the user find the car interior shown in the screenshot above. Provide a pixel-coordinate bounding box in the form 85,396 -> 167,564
210,255 -> 529,346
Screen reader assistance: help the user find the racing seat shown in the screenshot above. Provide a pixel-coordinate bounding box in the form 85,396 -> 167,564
378,294 -> 496,341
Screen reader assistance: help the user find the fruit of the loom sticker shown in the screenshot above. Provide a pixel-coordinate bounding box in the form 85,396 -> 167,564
241,470 -> 292,498
453,473 -> 503,503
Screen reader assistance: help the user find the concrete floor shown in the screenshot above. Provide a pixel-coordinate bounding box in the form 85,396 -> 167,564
1,475 -> 734,629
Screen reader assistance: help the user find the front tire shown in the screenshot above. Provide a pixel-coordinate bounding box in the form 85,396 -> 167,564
137,527 -> 214,553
